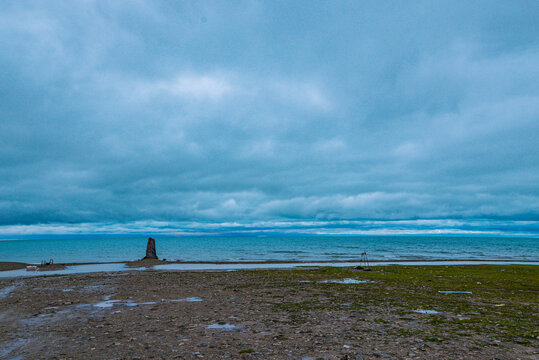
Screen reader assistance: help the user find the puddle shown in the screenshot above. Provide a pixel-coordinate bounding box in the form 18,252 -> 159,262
0,285 -> 18,300
154,262 -> 361,272
0,282 -> 23,300
80,285 -> 110,292
207,323 -> 241,331
0,310 -> 13,321
168,297 -> 203,302
93,300 -> 157,308
0,263 -> 143,278
321,278 -> 370,284
413,309 -> 439,314
0,338 -> 31,358
439,291 -> 472,294
1,261 -> 538,278
23,298 -> 156,327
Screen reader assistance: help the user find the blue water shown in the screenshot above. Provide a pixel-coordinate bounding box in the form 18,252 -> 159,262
0,236 -> 537,264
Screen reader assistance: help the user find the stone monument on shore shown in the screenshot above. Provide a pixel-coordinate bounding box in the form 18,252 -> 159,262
143,237 -> 158,259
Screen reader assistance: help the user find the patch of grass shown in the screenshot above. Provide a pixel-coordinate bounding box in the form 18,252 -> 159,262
239,348 -> 255,354
242,265 -> 538,344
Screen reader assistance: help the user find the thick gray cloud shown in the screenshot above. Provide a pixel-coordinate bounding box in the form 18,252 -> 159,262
0,1 -> 538,234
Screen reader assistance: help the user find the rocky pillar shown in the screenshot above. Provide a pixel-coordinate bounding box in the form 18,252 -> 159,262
144,237 -> 158,259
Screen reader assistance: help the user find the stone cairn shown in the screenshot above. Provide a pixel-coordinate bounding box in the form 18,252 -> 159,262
143,237 -> 158,260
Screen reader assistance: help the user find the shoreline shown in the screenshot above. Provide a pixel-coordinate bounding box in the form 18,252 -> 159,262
63,258 -> 539,265
1,259 -> 538,278
3,257 -> 539,267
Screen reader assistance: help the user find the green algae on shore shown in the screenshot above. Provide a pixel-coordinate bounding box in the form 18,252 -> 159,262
0,264 -> 537,359
260,265 -> 539,345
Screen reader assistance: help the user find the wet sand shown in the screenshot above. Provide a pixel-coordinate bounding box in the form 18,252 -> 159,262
0,262 -> 66,272
2,258 -> 537,269
0,265 -> 537,359
4,259 -> 538,267
2,260 -> 539,279
0,262 -> 27,271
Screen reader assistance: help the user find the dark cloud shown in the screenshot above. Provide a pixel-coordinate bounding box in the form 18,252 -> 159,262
0,1 -> 538,234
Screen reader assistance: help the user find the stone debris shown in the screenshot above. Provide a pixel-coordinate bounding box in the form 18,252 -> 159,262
0,269 -> 535,359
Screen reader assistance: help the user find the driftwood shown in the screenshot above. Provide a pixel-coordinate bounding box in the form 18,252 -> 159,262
143,237 -> 158,259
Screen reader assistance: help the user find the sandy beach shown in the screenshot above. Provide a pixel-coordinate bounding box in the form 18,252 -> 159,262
1,264 -> 537,359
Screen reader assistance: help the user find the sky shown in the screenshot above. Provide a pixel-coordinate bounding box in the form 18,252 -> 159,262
0,1 -> 538,236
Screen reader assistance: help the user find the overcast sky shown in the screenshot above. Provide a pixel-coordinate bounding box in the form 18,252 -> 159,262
0,1 -> 538,235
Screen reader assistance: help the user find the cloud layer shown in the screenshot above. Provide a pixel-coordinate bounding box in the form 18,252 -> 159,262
0,1 -> 538,234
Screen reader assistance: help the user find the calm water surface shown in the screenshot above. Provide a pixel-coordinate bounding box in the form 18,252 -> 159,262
1,236 -> 537,264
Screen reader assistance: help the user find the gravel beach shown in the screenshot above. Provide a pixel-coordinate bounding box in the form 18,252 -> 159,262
1,265 -> 537,359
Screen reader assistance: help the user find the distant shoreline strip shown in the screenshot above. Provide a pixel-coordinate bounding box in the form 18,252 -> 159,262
0,259 -> 538,278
